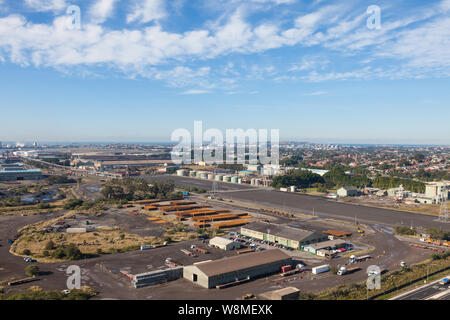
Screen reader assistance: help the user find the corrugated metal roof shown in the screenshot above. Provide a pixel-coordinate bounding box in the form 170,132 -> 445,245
242,221 -> 315,242
194,249 -> 290,277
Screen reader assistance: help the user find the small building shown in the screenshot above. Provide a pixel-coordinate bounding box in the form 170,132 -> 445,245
131,267 -> 183,288
337,186 -> 359,197
425,182 -> 449,202
260,287 -> 300,300
209,237 -> 240,251
241,221 -> 328,250
66,228 -> 87,234
302,239 -> 349,255
183,249 -> 291,289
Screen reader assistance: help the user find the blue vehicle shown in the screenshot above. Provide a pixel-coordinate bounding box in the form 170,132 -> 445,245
7,239 -> 14,245
440,278 -> 449,285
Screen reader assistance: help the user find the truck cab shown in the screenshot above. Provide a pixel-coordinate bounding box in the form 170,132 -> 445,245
337,267 -> 347,275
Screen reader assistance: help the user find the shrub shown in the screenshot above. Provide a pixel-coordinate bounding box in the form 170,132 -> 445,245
53,248 -> 66,259
64,199 -> 84,210
64,244 -> 82,260
24,265 -> 40,277
22,249 -> 31,255
45,240 -> 55,250
394,226 -> 416,236
37,203 -> 51,209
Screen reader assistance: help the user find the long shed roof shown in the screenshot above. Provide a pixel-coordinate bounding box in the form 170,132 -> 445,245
193,249 -> 290,277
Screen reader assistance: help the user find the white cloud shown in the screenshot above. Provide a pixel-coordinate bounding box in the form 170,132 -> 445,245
89,0 -> 118,24
127,0 -> 167,24
0,0 -> 448,87
289,56 -> 330,72
181,89 -> 211,95
305,90 -> 327,96
24,0 -> 67,12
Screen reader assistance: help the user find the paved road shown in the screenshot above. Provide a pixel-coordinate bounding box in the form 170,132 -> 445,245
144,175 -> 450,230
393,278 -> 450,300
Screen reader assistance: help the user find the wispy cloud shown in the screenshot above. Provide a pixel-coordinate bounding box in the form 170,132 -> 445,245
305,90 -> 327,96
127,0 -> 167,24
180,89 -> 211,95
89,0 -> 119,24
24,0 -> 67,12
0,0 -> 447,88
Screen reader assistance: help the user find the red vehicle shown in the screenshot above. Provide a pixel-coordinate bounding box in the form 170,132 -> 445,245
281,265 -> 292,273
337,248 -> 346,252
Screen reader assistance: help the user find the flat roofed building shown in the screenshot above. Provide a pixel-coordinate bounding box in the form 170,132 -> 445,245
209,237 -> 240,251
183,249 -> 291,289
302,239 -> 349,254
240,221 -> 328,249
260,287 -> 300,300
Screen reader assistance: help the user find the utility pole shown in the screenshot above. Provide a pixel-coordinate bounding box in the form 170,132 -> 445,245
439,197 -> 448,222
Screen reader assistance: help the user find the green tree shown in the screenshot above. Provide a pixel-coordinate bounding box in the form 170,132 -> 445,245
45,240 -> 55,250
24,265 -> 40,277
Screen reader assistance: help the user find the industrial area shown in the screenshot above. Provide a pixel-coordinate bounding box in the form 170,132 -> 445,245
1,142 -> 449,302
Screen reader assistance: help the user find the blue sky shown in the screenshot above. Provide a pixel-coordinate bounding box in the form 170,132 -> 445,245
0,0 -> 449,144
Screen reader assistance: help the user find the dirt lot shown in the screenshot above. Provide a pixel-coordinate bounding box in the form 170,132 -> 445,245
0,206 -> 434,300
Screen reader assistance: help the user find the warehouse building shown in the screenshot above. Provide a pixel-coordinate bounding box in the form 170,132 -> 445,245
240,221 -> 328,250
209,237 -> 240,251
0,168 -> 43,181
183,249 -> 291,289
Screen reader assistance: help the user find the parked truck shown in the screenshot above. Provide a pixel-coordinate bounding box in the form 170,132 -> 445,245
349,254 -> 371,264
337,266 -> 360,276
312,264 -> 330,274
281,265 -> 292,273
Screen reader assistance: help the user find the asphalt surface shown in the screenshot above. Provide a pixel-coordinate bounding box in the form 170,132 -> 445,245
145,175 -> 450,231
394,278 -> 450,300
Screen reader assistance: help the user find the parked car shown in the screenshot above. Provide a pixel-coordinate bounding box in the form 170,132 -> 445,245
439,278 -> 449,285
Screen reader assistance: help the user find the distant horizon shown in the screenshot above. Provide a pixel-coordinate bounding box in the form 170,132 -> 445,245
1,140 -> 449,147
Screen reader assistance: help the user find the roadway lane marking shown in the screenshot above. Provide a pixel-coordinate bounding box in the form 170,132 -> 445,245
390,275 -> 450,300
425,288 -> 450,300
